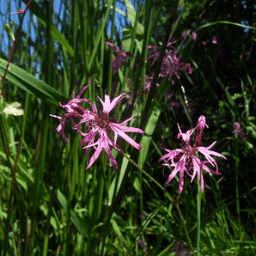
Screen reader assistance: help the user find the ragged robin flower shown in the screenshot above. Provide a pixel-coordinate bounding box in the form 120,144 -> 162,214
49,85 -> 90,145
145,38 -> 193,85
76,93 -> 144,169
106,41 -> 132,74
159,115 -> 226,193
50,86 -> 144,169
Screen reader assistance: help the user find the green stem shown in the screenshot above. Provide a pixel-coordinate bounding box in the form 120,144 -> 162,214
196,173 -> 201,256
234,134 -> 240,225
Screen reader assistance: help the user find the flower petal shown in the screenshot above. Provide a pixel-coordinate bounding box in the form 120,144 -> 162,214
98,94 -> 125,114
111,125 -> 142,150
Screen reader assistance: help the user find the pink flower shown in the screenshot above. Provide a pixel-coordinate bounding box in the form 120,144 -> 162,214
233,122 -> 246,139
144,75 -> 160,91
197,115 -> 208,130
182,31 -> 187,38
145,45 -> 161,66
161,52 -> 181,80
106,42 -> 132,74
202,40 -> 208,46
75,94 -> 144,169
50,86 -> 144,169
145,38 -> 177,67
234,122 -> 241,131
161,54 -> 193,82
180,63 -> 193,74
212,36 -> 218,44
159,116 -> 226,193
145,39 -> 193,85
49,85 -> 90,145
191,32 -> 197,40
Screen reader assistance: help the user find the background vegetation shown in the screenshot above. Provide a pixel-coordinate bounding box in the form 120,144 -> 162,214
0,0 -> 256,255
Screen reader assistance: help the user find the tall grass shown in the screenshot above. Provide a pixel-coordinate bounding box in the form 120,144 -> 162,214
0,0 -> 256,255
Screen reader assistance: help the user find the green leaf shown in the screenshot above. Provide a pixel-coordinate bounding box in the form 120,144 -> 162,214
139,106 -> 161,167
123,27 -> 144,53
108,155 -> 129,205
197,21 -> 256,31
56,190 -> 89,239
122,0 -> 145,53
111,219 -> 124,241
123,0 -> 144,33
0,58 -> 67,106
133,177 -> 141,193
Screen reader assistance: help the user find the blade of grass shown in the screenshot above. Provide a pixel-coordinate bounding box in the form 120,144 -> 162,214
0,58 -> 67,105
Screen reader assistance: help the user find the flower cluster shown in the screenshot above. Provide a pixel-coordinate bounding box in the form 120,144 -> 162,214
233,122 -> 246,140
182,31 -> 197,41
159,115 -> 226,193
201,35 -> 218,46
145,37 -> 193,88
50,86 -> 144,169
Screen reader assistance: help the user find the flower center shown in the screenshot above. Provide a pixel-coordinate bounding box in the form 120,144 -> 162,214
95,114 -> 110,129
183,143 -> 196,158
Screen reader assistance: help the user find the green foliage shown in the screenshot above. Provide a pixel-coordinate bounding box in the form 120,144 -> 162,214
0,0 -> 255,255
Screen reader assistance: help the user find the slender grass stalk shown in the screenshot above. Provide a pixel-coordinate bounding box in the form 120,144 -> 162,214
234,130 -> 240,226
107,0 -> 117,96
42,161 -> 61,256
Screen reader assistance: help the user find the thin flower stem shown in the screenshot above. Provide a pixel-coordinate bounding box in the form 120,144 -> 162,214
234,133 -> 240,226
1,0 -> 34,96
121,151 -> 174,201
120,151 -> 196,256
196,173 -> 201,256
